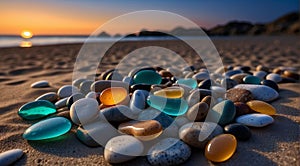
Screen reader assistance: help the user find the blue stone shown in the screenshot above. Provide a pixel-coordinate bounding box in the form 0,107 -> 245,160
206,100 -> 236,126
176,78 -> 197,89
243,75 -> 261,84
18,100 -> 56,120
133,70 -> 162,85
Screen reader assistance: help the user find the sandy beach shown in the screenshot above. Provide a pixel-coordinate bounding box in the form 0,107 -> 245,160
0,36 -> 299,165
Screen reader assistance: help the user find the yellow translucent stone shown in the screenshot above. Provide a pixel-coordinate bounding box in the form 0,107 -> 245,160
205,134 -> 237,162
100,87 -> 128,106
246,100 -> 276,115
153,87 -> 184,98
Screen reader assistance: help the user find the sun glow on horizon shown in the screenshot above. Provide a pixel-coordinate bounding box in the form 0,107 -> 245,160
21,30 -> 33,39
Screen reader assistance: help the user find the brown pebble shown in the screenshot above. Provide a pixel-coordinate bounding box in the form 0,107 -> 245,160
283,70 -> 299,80
186,102 -> 209,121
225,88 -> 253,103
230,73 -> 249,84
56,110 -> 71,119
256,65 -> 269,72
201,96 -> 214,107
159,70 -> 173,77
234,102 -> 253,117
272,68 -> 283,74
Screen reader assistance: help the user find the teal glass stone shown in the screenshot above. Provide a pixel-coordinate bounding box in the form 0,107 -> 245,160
23,117 -> 72,140
133,70 -> 162,85
18,100 -> 56,120
146,95 -> 188,116
176,78 -> 197,89
207,100 -> 236,126
243,75 -> 261,84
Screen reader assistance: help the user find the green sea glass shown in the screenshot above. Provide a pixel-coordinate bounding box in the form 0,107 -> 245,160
176,78 -> 197,89
18,100 -> 56,120
23,117 -> 71,140
146,95 -> 188,116
133,70 -> 162,85
243,75 -> 261,84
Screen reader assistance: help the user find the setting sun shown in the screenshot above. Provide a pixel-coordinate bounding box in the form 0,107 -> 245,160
21,30 -> 33,39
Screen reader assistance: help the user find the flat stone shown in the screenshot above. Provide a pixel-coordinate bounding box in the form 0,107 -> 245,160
234,102 -> 253,117
153,86 -> 184,98
225,88 -> 253,103
192,72 -> 210,82
130,90 -> 148,114
236,113 -> 274,127
18,100 -> 56,120
76,126 -> 100,147
55,98 -> 68,109
72,78 -> 87,88
234,84 -> 279,102
100,87 -> 128,106
91,80 -> 129,93
147,138 -> 191,166
283,70 -> 299,80
66,93 -> 85,109
133,70 -> 162,85
224,70 -> 243,77
186,102 -> 209,121
100,105 -> 135,122
230,73 -> 248,84
0,149 -> 24,166
261,80 -> 279,92
35,92 -> 58,103
57,85 -> 80,99
207,100 -> 236,126
31,80 -> 49,88
224,123 -> 251,141
243,75 -> 261,84
79,80 -> 94,94
70,98 -> 99,125
266,73 -> 282,83
246,100 -> 276,115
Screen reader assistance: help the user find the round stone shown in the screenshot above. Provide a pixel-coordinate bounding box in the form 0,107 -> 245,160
246,100 -> 276,115
230,73 -> 249,84
234,102 -> 253,117
201,95 -> 214,107
76,126 -> 100,147
224,123 -> 251,141
23,117 -> 71,140
236,113 -> 274,127
147,138 -> 191,166
100,87 -> 128,106
137,108 -> 174,129
31,80 -> 49,88
192,72 -> 210,82
256,65 -> 269,72
159,70 -> 173,77
225,88 -> 253,103
91,80 -> 129,93
187,89 -> 212,106
72,78 -> 87,88
266,73 -> 282,83
85,91 -> 97,99
205,134 -> 237,162
130,90 -> 148,114
224,70 -> 243,77
283,70 -> 300,80
207,100 -> 236,126
261,80 -> 279,92
186,102 -> 209,121
0,149 -> 24,166
79,80 -> 94,95
105,71 -> 123,81
253,71 -> 267,80
100,105 -> 135,122
133,70 -> 162,85
66,93 -> 85,109
221,78 -> 238,90
57,85 -> 80,99
153,86 -> 184,98
35,92 -> 58,103
198,79 -> 212,89
55,98 -> 68,109
18,100 -> 56,120
234,84 -> 279,102
176,78 -> 197,89
243,75 -> 261,84
70,98 -> 99,125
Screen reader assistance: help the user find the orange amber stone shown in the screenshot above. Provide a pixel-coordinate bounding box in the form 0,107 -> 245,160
153,87 -> 184,98
100,87 -> 128,106
246,100 -> 276,115
205,134 -> 237,162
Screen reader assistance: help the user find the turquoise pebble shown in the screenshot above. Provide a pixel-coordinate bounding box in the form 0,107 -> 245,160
243,75 -> 261,84
23,117 -> 71,140
133,70 -> 162,85
18,100 -> 56,120
207,100 -> 236,126
147,95 -> 188,116
176,78 -> 197,89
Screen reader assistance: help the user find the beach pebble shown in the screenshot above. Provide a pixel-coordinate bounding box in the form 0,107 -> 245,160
283,70 -> 299,80
147,138 -> 191,166
138,108 -> 174,128
70,98 -> 99,125
0,149 -> 24,166
118,120 -> 162,141
55,98 -> 68,109
253,71 -> 267,80
225,88 -> 253,103
207,100 -> 236,126
234,102 -> 253,117
18,100 -> 56,120
166,67 -> 182,77
100,87 -> 128,106
186,102 -> 209,121
100,69 -> 117,80
266,73 -> 282,83
236,114 -> 274,127
211,86 -> 226,96
72,78 -> 87,88
221,78 -> 238,90
224,123 -> 251,141
76,126 -> 100,147
187,89 -> 212,106
192,72 -> 210,82
57,85 -> 80,98
159,70 -> 173,77
31,80 -> 49,88
230,73 -> 248,84
79,80 -> 93,94
91,80 -> 129,93
243,75 -> 261,84
175,83 -> 193,97
128,67 -> 156,77
133,70 -> 162,85
174,116 -> 190,127
256,65 -> 269,72
184,71 -> 194,78
130,90 -> 148,114
198,79 -> 212,89
201,95 -> 214,107
105,71 -> 123,81
85,91 -> 97,99
130,84 -> 152,92
261,80 -> 279,92
234,84 -> 279,102
23,117 -> 71,140
35,92 -> 58,103
176,78 -> 197,89
104,135 -> 144,164
66,93 -> 85,109
153,86 -> 184,98
246,100 -> 276,115
179,122 -> 223,148
100,105 -> 135,122
205,134 -> 237,162
224,70 -> 243,77
122,76 -> 133,85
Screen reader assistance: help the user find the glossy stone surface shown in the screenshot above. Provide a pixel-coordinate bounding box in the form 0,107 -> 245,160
100,105 -> 135,122
207,100 -> 236,126
0,149 -> 24,166
153,86 -> 184,98
79,80 -> 93,95
18,100 -> 56,120
91,80 -> 129,93
176,78 -> 197,89
138,108 -> 174,128
234,84 -> 279,102
57,85 -> 80,98
230,73 -> 248,84
225,88 -> 253,103
35,92 -> 58,103
72,78 -> 87,88
147,138 -> 191,166
76,126 -> 100,147
100,87 -> 128,106
130,90 -> 148,114
224,123 -> 251,141
221,78 -> 238,90
198,79 -> 212,89
236,114 -> 274,127
266,73 -> 282,83
253,71 -> 267,80
147,95 -> 188,116
261,80 -> 279,92
187,89 -> 212,106
66,93 -> 85,109
23,117 -> 71,140
118,120 -> 162,141
192,72 -> 210,82
186,102 -> 209,121
70,98 -> 99,125
133,70 -> 162,85
104,135 -> 144,163
55,98 -> 68,109
234,102 -> 253,117
31,80 -> 49,88
243,75 -> 261,84
283,70 -> 300,80
205,134 -> 237,162
246,100 -> 276,115
224,70 -> 243,77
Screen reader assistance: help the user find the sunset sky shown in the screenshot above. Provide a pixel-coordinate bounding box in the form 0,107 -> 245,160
1,0 -> 298,36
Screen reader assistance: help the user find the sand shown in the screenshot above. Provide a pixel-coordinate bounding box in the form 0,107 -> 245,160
0,36 -> 299,165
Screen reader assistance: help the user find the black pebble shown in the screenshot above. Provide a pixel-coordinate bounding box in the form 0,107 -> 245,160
224,123 -> 251,141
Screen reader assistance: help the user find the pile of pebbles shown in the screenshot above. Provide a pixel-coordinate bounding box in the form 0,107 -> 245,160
2,64 -> 299,165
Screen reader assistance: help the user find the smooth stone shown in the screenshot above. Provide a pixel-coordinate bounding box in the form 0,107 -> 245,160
122,76 -> 133,85
243,75 -> 261,84
76,126 -> 100,147
55,98 -> 68,109
198,79 -> 212,89
130,90 -> 148,114
153,86 -> 184,98
18,100 -> 56,120
192,72 -> 210,82
261,80 -> 279,92
72,78 -> 87,88
118,120 -> 162,141
105,71 -> 123,81
236,113 -> 274,127
151,84 -> 167,92
221,78 -> 238,90
174,116 -> 190,127
224,70 -> 243,77
256,65 -> 269,72
100,87 -> 128,106
30,80 -> 49,88
280,76 -> 297,83
224,123 -> 251,141
70,98 -> 99,125
186,102 -> 209,121
104,135 -> 144,164
246,100 -> 276,115
57,85 -> 80,99
23,117 -> 71,140
253,71 -> 267,80
273,68 -> 283,74
85,91 -> 97,99
0,149 -> 24,166
128,67 -> 156,77
91,80 -> 129,93
175,83 -> 193,97
179,122 -> 223,148
166,67 -> 183,77
138,108 -> 174,128
205,134 -> 237,162
234,102 -> 253,117
133,70 -> 162,85
100,105 -> 135,122
147,95 -> 189,116
187,89 -> 212,106
230,73 -> 249,84
159,70 -> 173,77
130,84 -> 152,92
79,80 -> 94,94
234,66 -> 251,72
100,69 -> 116,80
55,110 -> 71,119
147,138 -> 191,166
35,92 -> 58,103
266,73 -> 282,83
201,95 -> 214,107
283,70 -> 299,80
234,84 -> 279,102
207,100 -> 236,126
211,86 -> 226,96
176,78 -> 197,89
225,88 -> 253,103
66,93 -> 85,109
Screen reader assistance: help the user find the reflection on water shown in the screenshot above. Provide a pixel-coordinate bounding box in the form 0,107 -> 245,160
20,41 -> 32,47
